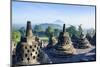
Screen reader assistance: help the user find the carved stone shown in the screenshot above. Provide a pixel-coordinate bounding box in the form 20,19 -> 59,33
15,21 -> 51,65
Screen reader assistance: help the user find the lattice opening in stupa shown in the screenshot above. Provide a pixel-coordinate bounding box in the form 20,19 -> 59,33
14,21 -> 51,65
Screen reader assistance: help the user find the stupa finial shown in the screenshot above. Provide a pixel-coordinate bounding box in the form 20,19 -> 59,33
26,21 -> 33,37
63,24 -> 66,32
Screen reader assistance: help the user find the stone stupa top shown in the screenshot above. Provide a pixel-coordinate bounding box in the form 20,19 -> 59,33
63,24 -> 66,33
25,21 -> 35,45
26,21 -> 33,37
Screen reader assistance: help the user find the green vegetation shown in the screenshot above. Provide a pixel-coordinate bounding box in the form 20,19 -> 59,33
39,37 -> 49,41
34,25 -> 43,32
12,31 -> 21,46
65,24 -> 87,38
54,28 -> 60,37
66,25 -> 78,37
45,26 -> 54,37
12,24 -> 95,43
19,27 -> 26,36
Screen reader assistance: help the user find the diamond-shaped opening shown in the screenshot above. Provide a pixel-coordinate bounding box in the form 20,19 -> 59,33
34,45 -> 36,48
30,46 -> 32,48
37,54 -> 40,57
25,54 -> 27,57
32,49 -> 35,51
27,50 -> 30,52
33,56 -> 35,59
30,53 -> 32,56
25,46 -> 27,49
37,47 -> 39,50
27,57 -> 30,61
35,51 -> 38,54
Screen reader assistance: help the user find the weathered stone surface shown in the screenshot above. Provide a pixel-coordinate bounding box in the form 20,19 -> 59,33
78,32 -> 91,49
71,34 -> 79,48
15,41 -> 51,65
50,24 -> 76,56
14,21 -> 51,65
26,21 -> 33,37
47,34 -> 57,48
12,41 -> 16,55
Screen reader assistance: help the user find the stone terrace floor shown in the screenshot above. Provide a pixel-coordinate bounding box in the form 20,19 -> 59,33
43,45 -> 96,64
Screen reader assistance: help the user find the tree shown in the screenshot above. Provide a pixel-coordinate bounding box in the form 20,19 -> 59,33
54,28 -> 60,36
34,25 -> 42,32
19,27 -> 25,37
66,25 -> 78,37
12,31 -> 21,46
33,25 -> 42,34
45,26 -> 54,37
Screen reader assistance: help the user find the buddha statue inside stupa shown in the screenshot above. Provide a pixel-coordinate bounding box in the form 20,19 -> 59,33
14,21 -> 51,66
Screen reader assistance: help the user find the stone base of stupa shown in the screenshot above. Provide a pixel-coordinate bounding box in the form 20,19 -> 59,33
46,44 -> 55,49
78,39 -> 92,49
78,43 -> 91,49
15,60 -> 40,66
15,50 -> 52,66
48,43 -> 76,57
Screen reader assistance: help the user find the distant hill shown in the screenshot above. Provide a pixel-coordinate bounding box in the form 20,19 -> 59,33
12,23 -> 62,31
36,23 -> 62,31
12,23 -> 95,35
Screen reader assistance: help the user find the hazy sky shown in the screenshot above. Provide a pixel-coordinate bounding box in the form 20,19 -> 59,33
12,1 -> 95,29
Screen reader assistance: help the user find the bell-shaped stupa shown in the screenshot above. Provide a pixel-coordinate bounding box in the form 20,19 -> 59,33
47,33 -> 57,48
71,34 -> 79,48
15,21 -> 51,66
52,24 -> 76,56
78,32 -> 91,49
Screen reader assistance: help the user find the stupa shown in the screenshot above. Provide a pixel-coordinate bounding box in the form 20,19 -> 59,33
91,33 -> 96,46
47,33 -> 57,48
14,21 -> 51,66
52,24 -> 76,56
78,32 -> 91,48
71,34 -> 79,48
86,33 -> 92,44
